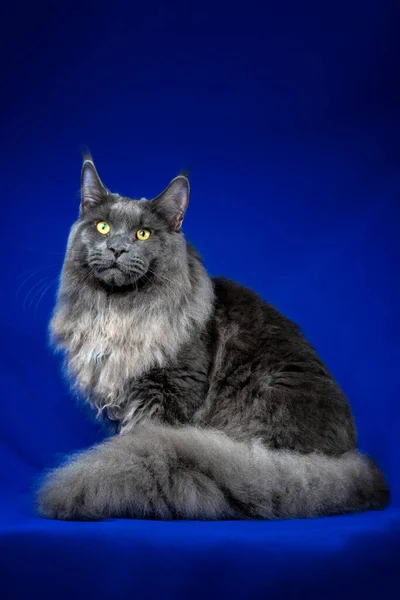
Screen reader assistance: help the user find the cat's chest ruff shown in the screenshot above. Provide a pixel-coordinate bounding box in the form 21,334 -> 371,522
66,307 -> 179,403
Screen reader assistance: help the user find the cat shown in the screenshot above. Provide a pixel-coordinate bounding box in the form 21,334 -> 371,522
37,155 -> 389,520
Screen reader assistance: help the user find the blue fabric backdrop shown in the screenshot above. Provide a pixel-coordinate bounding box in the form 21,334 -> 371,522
1,1 -> 399,599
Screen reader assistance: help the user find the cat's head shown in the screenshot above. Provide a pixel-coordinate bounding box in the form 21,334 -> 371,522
64,155 -> 190,289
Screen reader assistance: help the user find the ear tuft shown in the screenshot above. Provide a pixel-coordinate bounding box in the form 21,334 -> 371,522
80,156 -> 108,213
151,175 -> 189,231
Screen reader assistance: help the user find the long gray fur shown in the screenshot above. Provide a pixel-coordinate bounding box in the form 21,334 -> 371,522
37,156 -> 389,520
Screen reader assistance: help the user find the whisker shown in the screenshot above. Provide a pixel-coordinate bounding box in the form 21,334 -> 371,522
78,267 -> 97,287
15,247 -> 68,256
17,265 -> 57,279
16,266 -> 58,301
150,275 -> 182,304
34,277 -> 59,314
147,268 -> 188,306
22,276 -> 54,313
28,277 -> 58,310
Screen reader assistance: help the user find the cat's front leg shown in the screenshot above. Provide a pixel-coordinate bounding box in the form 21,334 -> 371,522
114,365 -> 207,434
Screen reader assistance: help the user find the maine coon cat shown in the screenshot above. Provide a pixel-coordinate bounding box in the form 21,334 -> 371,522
37,156 -> 389,520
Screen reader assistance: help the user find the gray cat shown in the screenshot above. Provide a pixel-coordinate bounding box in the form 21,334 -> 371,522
37,156 -> 389,520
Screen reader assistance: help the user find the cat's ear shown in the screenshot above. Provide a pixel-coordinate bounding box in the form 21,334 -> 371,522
80,156 -> 108,213
151,175 -> 189,231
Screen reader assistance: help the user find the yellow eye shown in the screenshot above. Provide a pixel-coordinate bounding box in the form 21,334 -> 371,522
136,229 -> 151,241
96,221 -> 110,235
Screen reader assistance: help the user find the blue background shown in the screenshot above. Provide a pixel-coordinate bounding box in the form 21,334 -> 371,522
1,1 -> 399,599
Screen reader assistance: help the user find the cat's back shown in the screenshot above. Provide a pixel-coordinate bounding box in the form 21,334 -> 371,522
210,276 -> 334,382
211,276 -> 300,337
207,279 -> 355,453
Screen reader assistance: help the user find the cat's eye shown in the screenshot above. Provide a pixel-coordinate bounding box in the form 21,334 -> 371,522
136,229 -> 151,241
96,221 -> 110,235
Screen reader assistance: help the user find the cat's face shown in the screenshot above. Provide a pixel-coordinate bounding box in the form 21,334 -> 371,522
65,157 -> 189,289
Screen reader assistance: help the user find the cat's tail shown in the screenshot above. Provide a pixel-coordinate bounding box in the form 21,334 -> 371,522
37,424 -> 390,520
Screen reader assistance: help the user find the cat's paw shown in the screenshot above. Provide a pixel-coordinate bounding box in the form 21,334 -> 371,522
37,461 -> 100,521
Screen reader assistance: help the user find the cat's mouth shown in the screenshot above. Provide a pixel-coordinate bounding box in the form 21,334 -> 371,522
94,262 -> 147,288
87,252 -> 150,289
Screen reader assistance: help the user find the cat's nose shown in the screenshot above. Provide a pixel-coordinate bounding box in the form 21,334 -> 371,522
107,240 -> 130,259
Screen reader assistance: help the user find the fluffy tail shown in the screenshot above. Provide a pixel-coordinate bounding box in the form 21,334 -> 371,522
38,425 -> 390,520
